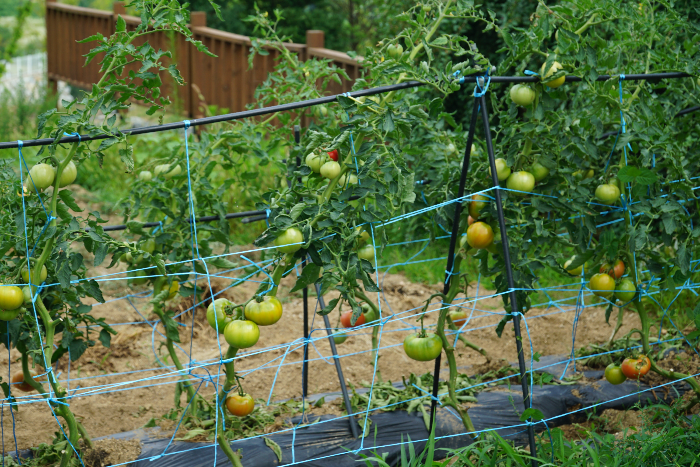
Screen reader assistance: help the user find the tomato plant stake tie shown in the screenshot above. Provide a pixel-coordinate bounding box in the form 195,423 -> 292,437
313,281 -> 360,438
479,93 -> 539,466
428,96 -> 480,434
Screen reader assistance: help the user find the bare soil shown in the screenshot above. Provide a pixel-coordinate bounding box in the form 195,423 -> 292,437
2,266 -> 647,454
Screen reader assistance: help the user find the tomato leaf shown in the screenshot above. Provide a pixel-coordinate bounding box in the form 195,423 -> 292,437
520,407 -> 544,422
318,298 -> 339,316
264,438 -> 283,462
689,303 -> 700,331
98,329 -> 112,348
290,263 -> 320,293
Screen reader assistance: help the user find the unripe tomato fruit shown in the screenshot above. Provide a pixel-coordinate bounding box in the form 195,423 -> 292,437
358,245 -> 375,263
448,310 -> 467,327
574,169 -> 595,180
589,273 -> 615,298
468,194 -> 489,219
510,84 -> 536,106
600,259 -> 625,279
621,355 -> 651,379
362,303 -> 379,324
466,222 -> 494,249
21,265 -> 47,284
0,306 -> 22,321
0,284 -> 24,310
563,258 -> 583,276
332,329 -> 348,344
274,227 -> 303,253
127,270 -> 148,285
139,170 -> 153,181
506,171 -> 535,195
356,227 -> 370,245
467,215 -> 475,226
306,152 -> 324,173
245,296 -> 283,326
615,279 -> 636,302
11,370 -> 41,392
27,163 -> 55,191
167,281 -> 180,300
595,184 -> 621,205
403,332 -> 442,361
320,161 -> 341,179
155,164 -> 182,179
57,161 -> 77,187
531,162 -> 550,182
341,310 -> 365,328
338,173 -> 358,186
207,298 -> 232,333
540,61 -> 565,88
142,238 -> 156,254
226,393 -> 255,417
605,364 -> 627,385
490,158 -> 511,181
224,320 -> 260,349
388,43 -> 404,59
327,149 -> 339,161
22,285 -> 34,304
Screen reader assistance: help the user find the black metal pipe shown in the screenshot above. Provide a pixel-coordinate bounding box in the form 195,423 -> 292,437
240,214 -> 268,224
313,282 -> 360,438
428,97 -> 480,434
479,93 -> 538,466
0,72 -> 691,150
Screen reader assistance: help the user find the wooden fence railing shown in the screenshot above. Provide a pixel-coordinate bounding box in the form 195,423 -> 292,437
45,0 -> 361,118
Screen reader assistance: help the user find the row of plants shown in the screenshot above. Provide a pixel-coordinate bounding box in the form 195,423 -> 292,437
1,0 -> 700,465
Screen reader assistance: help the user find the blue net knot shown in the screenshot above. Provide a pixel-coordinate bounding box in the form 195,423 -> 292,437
524,69 -> 539,77
17,140 -> 23,149
183,120 -> 191,130
473,68 -> 491,97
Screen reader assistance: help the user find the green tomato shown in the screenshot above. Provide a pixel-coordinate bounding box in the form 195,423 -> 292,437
605,364 -> 627,385
21,265 -> 48,284
57,161 -> 77,187
320,161 -> 341,179
224,320 -> 260,349
615,279 -> 636,303
22,285 -> 35,304
0,285 -> 24,311
245,296 -> 283,326
358,244 -> 375,263
305,152 -> 324,173
490,158 -> 511,181
139,170 -> 153,182
154,164 -> 182,179
26,163 -> 55,191
274,227 -> 304,253
128,270 -> 148,286
541,61 -> 565,88
510,84 -> 536,106
531,162 -> 550,182
506,171 -> 535,195
362,303 -> 378,323
403,332 -> 442,361
338,173 -> 358,186
589,273 -> 615,298
332,329 -> 348,345
563,258 -> 583,276
595,184 -> 621,205
142,238 -> 156,254
207,298 -> 233,333
388,43 -> 404,59
0,307 -> 22,321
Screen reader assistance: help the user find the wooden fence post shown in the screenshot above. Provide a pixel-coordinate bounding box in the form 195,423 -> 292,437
190,11 -> 207,28
113,1 -> 126,16
189,12 -> 206,119
46,0 -> 58,95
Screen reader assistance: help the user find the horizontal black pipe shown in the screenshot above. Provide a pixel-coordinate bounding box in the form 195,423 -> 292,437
96,210 -> 266,232
241,214 -> 268,224
0,72 -> 691,150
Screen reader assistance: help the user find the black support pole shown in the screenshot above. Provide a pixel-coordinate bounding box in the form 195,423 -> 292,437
313,282 -> 360,438
479,93 -> 538,466
428,97 -> 481,434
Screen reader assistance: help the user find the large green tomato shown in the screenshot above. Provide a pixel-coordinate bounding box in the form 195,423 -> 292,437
338,173 -> 358,186
506,171 -> 535,195
207,298 -> 232,333
138,170 -> 153,182
245,296 -> 283,326
224,320 -> 260,349
403,333 -> 442,361
22,286 -> 34,304
615,279 -> 636,302
595,184 -> 621,205
605,364 -> 627,385
490,158 -> 511,181
274,227 -> 303,253
21,265 -> 47,284
563,258 -> 583,276
541,60 -> 565,88
320,161 -> 341,179
510,84 -> 535,106
57,161 -> 78,187
127,270 -> 148,285
589,273 -> 615,298
0,285 -> 24,311
0,307 -> 22,321
531,162 -> 550,182
358,245 -> 375,264
154,164 -> 182,179
27,163 -> 55,191
305,152 -> 324,173
332,329 -> 348,345
387,43 -> 404,59
362,303 -> 378,324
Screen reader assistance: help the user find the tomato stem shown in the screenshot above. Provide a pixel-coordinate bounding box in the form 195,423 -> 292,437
216,345 -> 244,467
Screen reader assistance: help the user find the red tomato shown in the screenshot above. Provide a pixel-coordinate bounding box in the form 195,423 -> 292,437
327,149 -> 339,161
467,216 -> 475,226
448,310 -> 467,327
600,259 -> 625,279
466,222 -> 494,249
340,311 -> 365,328
621,356 -> 651,379
11,370 -> 42,392
226,393 -> 255,416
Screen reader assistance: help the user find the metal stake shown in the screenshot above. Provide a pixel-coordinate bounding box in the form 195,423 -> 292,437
479,94 -> 538,466
428,97 -> 481,433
